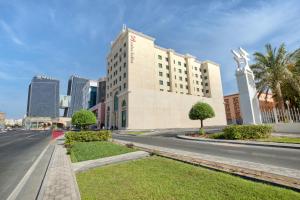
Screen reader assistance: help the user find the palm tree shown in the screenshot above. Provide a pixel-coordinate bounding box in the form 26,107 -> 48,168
250,43 -> 300,108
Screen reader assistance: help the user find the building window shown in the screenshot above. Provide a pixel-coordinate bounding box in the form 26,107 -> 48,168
175,83 -> 177,87
205,83 -> 208,86
119,85 -> 121,91
206,90 -> 209,93
124,62 -> 126,68
124,73 -> 126,78
123,83 -> 126,89
167,73 -> 170,78
196,81 -> 199,85
173,60 -> 175,64
185,78 -> 187,82
179,76 -> 182,81
179,69 -> 182,73
180,84 -> 183,89
178,61 -> 181,66
167,82 -> 170,86
124,42 -> 126,47
159,72 -> 163,76
158,63 -> 162,68
186,85 -> 188,89
165,57 -> 169,62
160,89 -> 164,91
197,88 -> 200,92
204,76 -> 208,80
195,67 -> 197,70
166,65 -> 169,70
159,80 -> 163,85
184,71 -> 187,74
119,76 -> 121,81
184,63 -> 186,67
123,52 -> 126,58
158,55 -> 162,60
195,74 -> 198,78
204,69 -> 207,73
174,75 -> 176,79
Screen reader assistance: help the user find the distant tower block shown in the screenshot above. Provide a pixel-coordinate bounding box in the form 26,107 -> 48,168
231,47 -> 262,124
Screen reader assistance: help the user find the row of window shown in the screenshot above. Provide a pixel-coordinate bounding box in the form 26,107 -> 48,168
158,88 -> 210,94
157,55 -> 208,73
106,82 -> 127,98
108,42 -> 127,65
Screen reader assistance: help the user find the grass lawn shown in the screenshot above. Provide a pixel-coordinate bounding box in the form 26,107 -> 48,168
76,156 -> 300,200
127,131 -> 146,135
257,136 -> 300,144
69,141 -> 136,162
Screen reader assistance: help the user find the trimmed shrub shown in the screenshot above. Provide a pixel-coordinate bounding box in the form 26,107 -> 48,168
65,130 -> 111,147
189,102 -> 215,131
71,109 -> 97,130
223,125 -> 272,140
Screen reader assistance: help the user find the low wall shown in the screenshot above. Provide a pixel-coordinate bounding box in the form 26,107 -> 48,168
271,123 -> 300,133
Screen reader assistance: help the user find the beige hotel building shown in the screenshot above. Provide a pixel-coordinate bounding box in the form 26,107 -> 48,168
105,27 -> 226,129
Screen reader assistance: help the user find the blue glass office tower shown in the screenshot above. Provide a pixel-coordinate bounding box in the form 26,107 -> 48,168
64,75 -> 89,117
27,76 -> 60,118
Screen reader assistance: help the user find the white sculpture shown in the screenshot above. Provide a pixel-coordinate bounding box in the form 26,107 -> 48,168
231,47 -> 262,125
231,47 -> 250,69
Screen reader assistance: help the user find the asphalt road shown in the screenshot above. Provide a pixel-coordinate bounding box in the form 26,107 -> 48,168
0,130 -> 51,199
113,134 -> 300,170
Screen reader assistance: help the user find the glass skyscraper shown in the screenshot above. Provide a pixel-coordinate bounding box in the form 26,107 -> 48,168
27,76 -> 60,118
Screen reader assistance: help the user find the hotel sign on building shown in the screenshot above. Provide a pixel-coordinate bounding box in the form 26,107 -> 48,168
130,35 -> 136,64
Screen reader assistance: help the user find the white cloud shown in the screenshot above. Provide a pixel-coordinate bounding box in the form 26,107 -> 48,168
0,19 -> 24,45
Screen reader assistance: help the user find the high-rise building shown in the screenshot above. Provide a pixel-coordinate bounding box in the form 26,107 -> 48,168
27,76 -> 59,118
89,77 -> 107,128
64,75 -> 89,117
82,80 -> 98,109
96,77 -> 106,104
105,27 -> 226,129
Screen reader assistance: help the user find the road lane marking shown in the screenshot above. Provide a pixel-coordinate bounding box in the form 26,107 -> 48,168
6,143 -> 50,200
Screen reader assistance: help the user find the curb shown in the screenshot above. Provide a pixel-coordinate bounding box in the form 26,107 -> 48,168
176,135 -> 300,149
72,151 -> 150,172
114,139 -> 300,191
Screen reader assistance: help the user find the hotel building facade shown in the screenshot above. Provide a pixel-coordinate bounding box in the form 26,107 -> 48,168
105,27 -> 226,129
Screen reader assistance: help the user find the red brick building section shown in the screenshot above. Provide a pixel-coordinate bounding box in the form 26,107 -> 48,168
224,93 -> 275,124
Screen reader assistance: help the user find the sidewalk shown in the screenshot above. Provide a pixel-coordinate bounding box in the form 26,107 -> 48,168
37,137 -> 80,200
114,139 -> 300,190
177,135 -> 300,149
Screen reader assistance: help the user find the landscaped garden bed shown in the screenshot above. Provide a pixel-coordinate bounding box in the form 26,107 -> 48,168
76,156 -> 300,200
69,141 -> 136,162
185,125 -> 300,144
65,130 -> 136,162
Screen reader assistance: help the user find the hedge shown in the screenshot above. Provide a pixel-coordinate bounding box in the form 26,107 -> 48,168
223,125 -> 272,140
65,130 -> 111,147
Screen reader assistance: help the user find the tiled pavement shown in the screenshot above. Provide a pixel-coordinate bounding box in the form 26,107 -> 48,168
38,139 -> 80,200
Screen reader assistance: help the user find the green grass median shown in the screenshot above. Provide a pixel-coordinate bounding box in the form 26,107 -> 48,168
258,136 -> 300,144
76,156 -> 300,200
69,141 -> 136,162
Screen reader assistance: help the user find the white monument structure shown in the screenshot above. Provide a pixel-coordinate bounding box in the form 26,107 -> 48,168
231,47 -> 262,124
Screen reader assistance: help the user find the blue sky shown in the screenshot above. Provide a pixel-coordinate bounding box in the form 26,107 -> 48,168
0,0 -> 299,119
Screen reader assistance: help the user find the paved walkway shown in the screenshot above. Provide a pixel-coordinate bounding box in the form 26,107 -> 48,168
38,139 -> 80,200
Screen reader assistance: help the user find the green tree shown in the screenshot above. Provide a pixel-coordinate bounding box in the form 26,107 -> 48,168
189,102 -> 215,131
71,109 -> 96,130
251,44 -> 300,108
